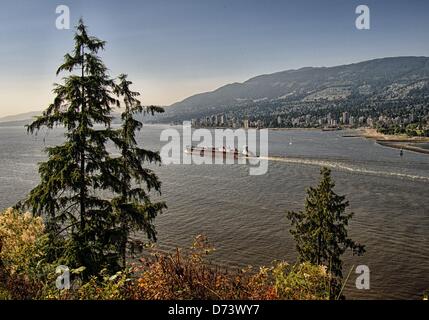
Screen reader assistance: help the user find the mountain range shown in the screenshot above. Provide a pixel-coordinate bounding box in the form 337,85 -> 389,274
3,56 -> 429,125
160,56 -> 429,121
0,111 -> 41,123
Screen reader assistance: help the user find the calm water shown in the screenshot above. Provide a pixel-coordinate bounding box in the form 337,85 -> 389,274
0,125 -> 428,299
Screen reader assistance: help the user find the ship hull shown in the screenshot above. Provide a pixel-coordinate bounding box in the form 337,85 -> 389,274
185,147 -> 242,159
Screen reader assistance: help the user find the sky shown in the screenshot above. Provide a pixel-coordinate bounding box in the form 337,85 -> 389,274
0,0 -> 429,118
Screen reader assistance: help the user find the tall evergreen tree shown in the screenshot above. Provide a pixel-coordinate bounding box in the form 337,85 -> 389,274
112,74 -> 166,268
287,167 -> 365,298
21,19 -> 165,275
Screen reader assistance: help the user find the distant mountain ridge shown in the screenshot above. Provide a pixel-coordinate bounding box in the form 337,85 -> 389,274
0,111 -> 123,127
4,57 -> 429,124
0,111 -> 42,123
164,56 -> 429,120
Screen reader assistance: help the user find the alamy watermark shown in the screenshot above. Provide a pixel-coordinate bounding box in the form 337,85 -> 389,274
355,5 -> 370,30
56,4 -> 370,31
160,122 -> 269,176
56,265 -> 70,290
355,265 -> 370,290
56,5 -> 70,30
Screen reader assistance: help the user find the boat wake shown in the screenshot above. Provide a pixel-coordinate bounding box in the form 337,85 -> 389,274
261,156 -> 429,182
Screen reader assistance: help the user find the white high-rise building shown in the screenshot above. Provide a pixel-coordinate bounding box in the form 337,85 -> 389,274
342,112 -> 349,125
243,119 -> 249,129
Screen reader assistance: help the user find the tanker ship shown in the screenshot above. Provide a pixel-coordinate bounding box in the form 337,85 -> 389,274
184,145 -> 253,158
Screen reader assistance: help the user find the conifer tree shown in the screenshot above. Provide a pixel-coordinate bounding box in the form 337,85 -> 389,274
22,19 -> 165,275
112,74 -> 166,267
287,167 -> 365,298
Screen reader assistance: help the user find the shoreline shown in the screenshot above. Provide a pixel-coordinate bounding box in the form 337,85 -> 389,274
375,140 -> 429,155
358,128 -> 429,142
357,128 -> 429,155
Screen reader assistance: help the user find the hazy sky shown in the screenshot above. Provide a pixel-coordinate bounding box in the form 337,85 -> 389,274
1,0 -> 429,117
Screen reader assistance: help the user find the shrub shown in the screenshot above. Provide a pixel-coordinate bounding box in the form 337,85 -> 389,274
43,268 -> 133,300
133,235 -> 328,300
0,208 -> 46,275
0,208 -> 50,299
133,235 -> 260,300
0,212 -> 331,301
273,262 -> 330,300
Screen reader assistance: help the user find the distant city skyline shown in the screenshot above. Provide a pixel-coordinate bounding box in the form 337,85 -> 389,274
1,0 -> 429,117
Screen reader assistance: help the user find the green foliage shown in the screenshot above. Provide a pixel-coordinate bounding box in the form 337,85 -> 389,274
0,208 -> 55,299
19,19 -> 165,277
111,74 -> 166,268
273,262 -> 330,300
42,269 -> 132,300
287,167 -> 365,298
0,208 -> 47,277
377,122 -> 429,137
